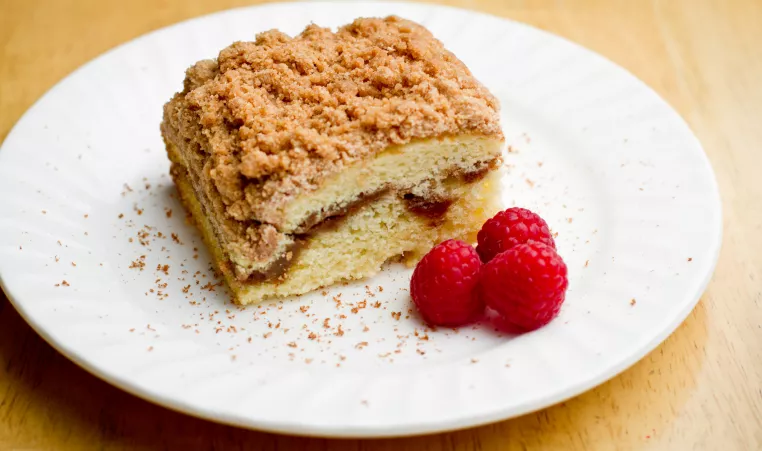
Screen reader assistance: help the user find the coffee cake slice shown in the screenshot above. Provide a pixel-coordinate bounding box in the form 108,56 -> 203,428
161,16 -> 504,304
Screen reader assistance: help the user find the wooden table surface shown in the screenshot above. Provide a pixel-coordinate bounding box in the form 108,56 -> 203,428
1,0 -> 761,449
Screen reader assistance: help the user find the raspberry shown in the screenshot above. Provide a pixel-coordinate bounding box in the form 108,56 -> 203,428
410,239 -> 483,327
476,207 -> 555,262
480,241 -> 568,332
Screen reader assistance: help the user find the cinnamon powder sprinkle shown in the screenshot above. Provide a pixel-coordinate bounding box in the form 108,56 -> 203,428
130,255 -> 146,271
351,300 -> 367,314
201,281 -> 216,291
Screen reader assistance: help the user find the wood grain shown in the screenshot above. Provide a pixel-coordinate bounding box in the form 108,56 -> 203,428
1,0 -> 761,449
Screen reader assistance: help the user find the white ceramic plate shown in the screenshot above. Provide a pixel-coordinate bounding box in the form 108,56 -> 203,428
0,1 -> 721,437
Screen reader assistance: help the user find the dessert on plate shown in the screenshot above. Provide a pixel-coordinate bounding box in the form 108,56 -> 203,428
161,16 -> 504,305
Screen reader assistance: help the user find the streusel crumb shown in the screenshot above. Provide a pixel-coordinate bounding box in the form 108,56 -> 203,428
162,16 -> 501,223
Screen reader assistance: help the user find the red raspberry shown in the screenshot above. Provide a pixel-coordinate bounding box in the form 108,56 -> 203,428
476,207 -> 555,262
480,241 -> 568,332
410,239 -> 483,327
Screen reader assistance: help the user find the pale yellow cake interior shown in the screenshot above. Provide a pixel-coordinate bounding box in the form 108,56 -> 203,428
167,135 -> 502,278
279,136 -> 502,232
174,162 -> 502,305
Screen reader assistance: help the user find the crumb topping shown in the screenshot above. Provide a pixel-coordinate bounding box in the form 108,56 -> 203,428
163,16 -> 502,223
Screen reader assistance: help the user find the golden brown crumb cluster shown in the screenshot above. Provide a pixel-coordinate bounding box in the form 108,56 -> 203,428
163,16 -> 502,225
